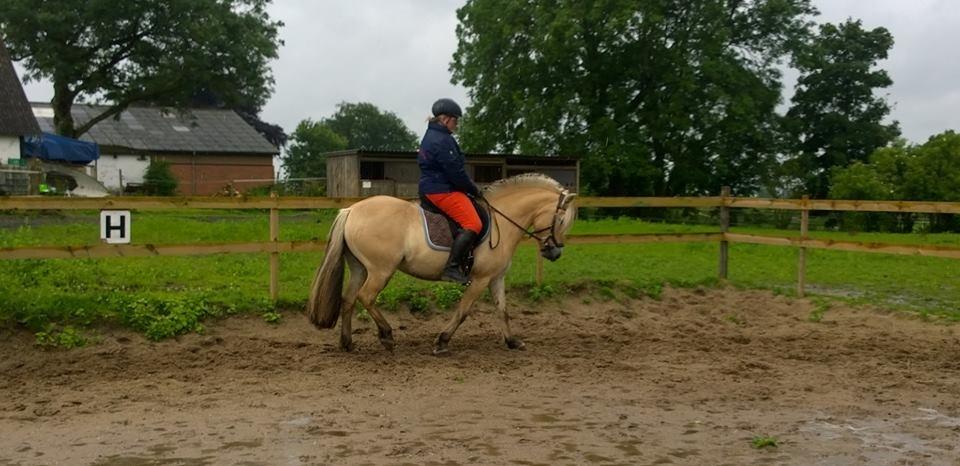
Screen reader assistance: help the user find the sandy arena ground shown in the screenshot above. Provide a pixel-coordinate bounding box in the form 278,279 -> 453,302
2,287 -> 960,465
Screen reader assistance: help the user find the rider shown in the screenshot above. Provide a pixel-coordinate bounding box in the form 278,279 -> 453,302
418,98 -> 482,285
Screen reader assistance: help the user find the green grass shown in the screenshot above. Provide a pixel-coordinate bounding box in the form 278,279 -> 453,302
751,435 -> 779,449
1,211 -> 958,343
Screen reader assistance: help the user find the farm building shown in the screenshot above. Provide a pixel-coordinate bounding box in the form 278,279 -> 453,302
0,38 -> 41,194
325,149 -> 579,197
30,103 -> 279,195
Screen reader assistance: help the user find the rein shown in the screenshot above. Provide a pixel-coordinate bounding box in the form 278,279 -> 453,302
480,192 -> 566,250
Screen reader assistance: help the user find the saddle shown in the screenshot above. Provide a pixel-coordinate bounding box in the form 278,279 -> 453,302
417,195 -> 491,251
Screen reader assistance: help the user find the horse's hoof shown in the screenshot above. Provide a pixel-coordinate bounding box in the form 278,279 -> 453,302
505,337 -> 526,351
380,337 -> 395,352
339,338 -> 355,353
433,346 -> 450,356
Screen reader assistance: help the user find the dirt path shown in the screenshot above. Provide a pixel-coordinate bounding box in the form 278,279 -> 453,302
2,287 -> 960,465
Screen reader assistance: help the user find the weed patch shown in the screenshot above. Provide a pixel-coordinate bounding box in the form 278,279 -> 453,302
751,435 -> 779,449
35,325 -> 89,349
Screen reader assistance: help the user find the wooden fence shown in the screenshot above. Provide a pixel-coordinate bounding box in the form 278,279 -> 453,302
2,191 -> 960,299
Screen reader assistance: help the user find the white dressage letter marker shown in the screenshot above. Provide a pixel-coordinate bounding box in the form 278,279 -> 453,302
100,210 -> 131,244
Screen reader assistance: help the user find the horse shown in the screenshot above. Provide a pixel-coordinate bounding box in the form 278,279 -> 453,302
306,173 -> 577,354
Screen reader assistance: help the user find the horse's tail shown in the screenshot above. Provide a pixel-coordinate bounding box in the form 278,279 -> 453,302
307,208 -> 350,329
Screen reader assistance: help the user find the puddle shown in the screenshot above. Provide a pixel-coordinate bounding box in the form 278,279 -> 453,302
800,408 -> 960,465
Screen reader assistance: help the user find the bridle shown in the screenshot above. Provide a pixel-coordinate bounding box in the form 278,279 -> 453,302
481,190 -> 571,251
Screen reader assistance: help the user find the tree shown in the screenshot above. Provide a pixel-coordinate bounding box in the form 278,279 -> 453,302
281,120 -> 347,179
452,0 -> 816,196
0,0 -> 282,138
281,102 -> 415,180
830,133 -> 960,232
901,132 -> 960,203
142,160 -> 178,196
783,20 -> 900,198
324,102 -> 418,151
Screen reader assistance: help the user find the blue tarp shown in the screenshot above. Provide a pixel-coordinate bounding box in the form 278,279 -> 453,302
21,132 -> 100,165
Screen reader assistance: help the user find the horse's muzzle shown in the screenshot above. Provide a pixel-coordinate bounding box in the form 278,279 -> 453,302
541,246 -> 562,262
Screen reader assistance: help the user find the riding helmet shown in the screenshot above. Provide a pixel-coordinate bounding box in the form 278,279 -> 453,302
431,98 -> 463,118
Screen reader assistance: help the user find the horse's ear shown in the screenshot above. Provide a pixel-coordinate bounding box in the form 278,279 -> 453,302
561,191 -> 577,208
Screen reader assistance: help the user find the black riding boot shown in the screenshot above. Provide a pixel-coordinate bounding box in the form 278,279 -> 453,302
442,229 -> 478,285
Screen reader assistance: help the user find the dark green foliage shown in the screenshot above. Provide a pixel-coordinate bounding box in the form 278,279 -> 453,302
431,284 -> 464,310
830,132 -> 960,232
35,325 -> 88,349
262,310 -> 282,324
281,102 -> 417,180
452,0 -> 816,196
325,102 -> 418,151
282,119 -> 347,179
0,0 -> 282,138
376,285 -> 431,313
783,20 -> 900,198
142,160 -> 178,196
751,436 -> 779,449
526,283 -> 558,302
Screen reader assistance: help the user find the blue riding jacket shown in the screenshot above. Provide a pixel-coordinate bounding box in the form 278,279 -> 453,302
417,122 -> 480,197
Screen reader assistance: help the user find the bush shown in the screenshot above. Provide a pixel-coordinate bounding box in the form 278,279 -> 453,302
143,160 -> 178,196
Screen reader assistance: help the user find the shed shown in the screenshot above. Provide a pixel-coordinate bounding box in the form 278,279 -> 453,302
325,149 -> 579,198
31,103 -> 278,195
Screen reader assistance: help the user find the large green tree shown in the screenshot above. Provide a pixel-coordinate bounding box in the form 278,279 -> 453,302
281,102 -> 417,179
452,0 -> 816,196
324,102 -> 418,151
282,119 -> 347,179
0,0 -> 282,138
783,20 -> 900,198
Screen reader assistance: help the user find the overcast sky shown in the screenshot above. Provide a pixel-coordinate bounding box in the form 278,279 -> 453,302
15,0 -> 960,145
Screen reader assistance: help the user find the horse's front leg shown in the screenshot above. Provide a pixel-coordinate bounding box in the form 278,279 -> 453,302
489,273 -> 524,350
434,277 -> 490,355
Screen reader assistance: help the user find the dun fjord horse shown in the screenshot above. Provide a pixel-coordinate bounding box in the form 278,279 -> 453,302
307,173 -> 577,354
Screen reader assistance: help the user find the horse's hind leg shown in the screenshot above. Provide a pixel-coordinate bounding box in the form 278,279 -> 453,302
356,269 -> 396,351
434,277 -> 490,355
339,252 -> 367,352
490,273 -> 524,350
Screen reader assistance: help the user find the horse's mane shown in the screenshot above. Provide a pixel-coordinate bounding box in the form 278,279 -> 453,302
483,173 -> 564,197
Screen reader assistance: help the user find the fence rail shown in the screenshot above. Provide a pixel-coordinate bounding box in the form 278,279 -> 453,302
2,192 -> 959,299
4,195 -> 960,213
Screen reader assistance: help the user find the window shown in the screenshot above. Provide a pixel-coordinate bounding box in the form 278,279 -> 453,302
474,165 -> 502,183
360,161 -> 385,180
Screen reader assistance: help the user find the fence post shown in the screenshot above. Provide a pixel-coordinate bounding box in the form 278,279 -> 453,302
269,191 -> 280,302
719,186 -> 730,280
797,195 -> 810,297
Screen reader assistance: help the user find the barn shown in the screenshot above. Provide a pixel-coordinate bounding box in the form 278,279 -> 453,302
31,103 -> 279,195
325,149 -> 579,198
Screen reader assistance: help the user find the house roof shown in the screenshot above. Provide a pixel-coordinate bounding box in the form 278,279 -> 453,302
32,103 -> 278,155
324,148 -> 579,166
0,38 -> 41,136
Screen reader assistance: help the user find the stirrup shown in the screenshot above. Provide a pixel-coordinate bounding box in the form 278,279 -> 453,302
441,267 -> 470,285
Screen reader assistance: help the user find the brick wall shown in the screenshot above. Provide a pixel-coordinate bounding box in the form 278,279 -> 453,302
161,154 -> 275,195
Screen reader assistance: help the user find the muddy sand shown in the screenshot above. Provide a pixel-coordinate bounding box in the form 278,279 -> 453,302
2,287 -> 960,465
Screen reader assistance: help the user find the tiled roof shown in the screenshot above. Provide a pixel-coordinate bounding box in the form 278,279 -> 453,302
32,103 -> 278,155
0,38 -> 41,136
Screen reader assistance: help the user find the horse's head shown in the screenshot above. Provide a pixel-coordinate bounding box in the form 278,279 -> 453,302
536,189 -> 577,262
483,173 -> 578,261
